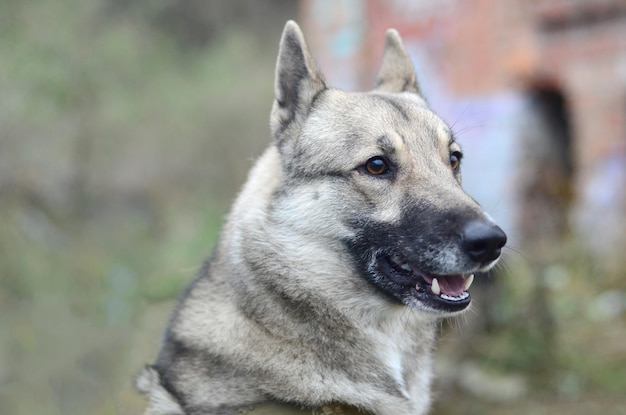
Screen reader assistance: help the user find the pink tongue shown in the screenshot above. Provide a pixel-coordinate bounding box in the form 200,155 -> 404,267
437,275 -> 466,295
422,274 -> 466,295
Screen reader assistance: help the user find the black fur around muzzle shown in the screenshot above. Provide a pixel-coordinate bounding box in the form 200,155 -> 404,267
343,202 -> 506,313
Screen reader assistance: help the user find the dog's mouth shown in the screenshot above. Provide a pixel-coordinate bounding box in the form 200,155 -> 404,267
376,253 -> 474,313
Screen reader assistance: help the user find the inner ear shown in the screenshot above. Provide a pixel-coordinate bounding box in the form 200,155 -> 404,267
273,21 -> 326,117
374,29 -> 421,94
271,21 -> 326,146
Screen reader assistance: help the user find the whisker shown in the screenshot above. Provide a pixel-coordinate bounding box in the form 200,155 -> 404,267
453,123 -> 486,137
449,103 -> 472,132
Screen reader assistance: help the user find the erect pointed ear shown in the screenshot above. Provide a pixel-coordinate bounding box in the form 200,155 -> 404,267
374,29 -> 421,94
271,21 -> 326,142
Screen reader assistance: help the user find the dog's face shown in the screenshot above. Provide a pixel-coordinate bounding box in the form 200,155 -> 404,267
270,23 -> 506,315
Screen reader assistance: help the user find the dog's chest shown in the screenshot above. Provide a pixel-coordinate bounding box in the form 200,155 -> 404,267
365,315 -> 436,399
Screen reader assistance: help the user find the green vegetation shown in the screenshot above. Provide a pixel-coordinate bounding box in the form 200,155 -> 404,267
0,1 -> 283,413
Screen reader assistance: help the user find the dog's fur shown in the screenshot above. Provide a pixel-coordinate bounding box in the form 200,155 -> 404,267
137,21 -> 506,415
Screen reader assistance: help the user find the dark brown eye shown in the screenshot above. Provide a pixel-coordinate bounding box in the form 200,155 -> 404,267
450,152 -> 462,172
365,157 -> 389,175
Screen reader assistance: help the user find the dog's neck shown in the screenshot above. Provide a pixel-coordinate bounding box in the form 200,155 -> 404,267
239,401 -> 369,415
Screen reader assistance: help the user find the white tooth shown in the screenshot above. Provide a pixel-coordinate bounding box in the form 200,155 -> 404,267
464,274 -> 475,291
400,263 -> 411,271
441,292 -> 470,301
431,278 -> 441,295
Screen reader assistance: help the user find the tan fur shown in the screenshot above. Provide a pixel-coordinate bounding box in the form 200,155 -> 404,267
137,21 -> 505,415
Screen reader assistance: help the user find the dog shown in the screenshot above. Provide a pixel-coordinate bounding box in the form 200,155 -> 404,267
136,20 -> 506,415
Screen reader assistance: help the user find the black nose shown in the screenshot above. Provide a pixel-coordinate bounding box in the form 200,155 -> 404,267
461,220 -> 507,264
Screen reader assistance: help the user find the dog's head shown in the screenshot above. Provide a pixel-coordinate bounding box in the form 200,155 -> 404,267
269,21 -> 506,315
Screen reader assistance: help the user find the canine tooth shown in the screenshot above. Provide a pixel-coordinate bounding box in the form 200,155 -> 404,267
400,263 -> 411,271
464,274 -> 475,291
431,278 -> 441,295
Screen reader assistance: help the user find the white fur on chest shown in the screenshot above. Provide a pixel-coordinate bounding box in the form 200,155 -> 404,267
364,310 -> 436,415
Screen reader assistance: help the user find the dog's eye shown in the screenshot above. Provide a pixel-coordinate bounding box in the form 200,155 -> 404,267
364,157 -> 389,175
450,151 -> 462,172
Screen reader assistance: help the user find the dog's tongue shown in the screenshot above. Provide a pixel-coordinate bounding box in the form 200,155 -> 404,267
421,274 -> 466,295
408,262 -> 468,295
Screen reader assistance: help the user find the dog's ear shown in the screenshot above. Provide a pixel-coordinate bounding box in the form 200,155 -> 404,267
271,21 -> 326,144
374,29 -> 421,94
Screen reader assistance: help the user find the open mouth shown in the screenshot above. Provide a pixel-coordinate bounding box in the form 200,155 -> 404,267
376,253 -> 474,313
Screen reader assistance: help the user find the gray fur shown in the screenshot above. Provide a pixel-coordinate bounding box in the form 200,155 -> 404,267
137,21 -> 505,415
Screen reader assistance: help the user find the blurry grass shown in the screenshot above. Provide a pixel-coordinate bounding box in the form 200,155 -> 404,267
0,0 -> 278,414
433,249 -> 626,415
0,0 -> 274,201
0,195 -> 225,414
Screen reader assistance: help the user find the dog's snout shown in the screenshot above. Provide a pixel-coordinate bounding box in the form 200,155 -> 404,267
461,220 -> 507,264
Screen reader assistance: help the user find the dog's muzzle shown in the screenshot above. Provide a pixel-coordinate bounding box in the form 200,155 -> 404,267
374,219 -> 507,313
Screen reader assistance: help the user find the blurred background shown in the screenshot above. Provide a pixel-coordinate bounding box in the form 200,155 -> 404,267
0,0 -> 624,414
